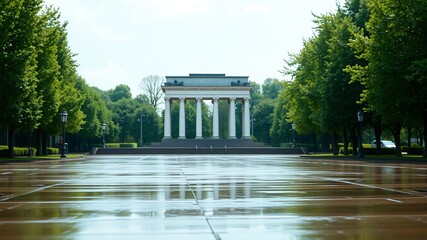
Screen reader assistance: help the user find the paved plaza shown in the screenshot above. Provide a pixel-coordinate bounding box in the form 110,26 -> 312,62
0,155 -> 426,239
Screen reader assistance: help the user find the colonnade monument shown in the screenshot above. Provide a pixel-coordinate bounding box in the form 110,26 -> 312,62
161,73 -> 252,140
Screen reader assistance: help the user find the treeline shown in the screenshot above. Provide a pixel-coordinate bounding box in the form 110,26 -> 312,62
0,0 -> 161,157
271,0 -> 427,157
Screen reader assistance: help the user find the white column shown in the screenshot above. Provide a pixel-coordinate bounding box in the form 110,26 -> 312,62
179,98 -> 186,139
212,98 -> 219,139
242,99 -> 245,138
195,98 -> 203,139
243,98 -> 251,139
228,98 -> 236,139
163,97 -> 171,139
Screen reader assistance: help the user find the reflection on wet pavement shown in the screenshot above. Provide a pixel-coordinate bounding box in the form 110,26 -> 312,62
1,155 -> 426,239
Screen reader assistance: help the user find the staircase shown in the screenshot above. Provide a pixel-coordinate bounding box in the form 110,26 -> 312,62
94,139 -> 305,155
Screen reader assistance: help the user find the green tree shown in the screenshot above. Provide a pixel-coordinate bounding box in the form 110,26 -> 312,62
356,0 -> 427,156
316,12 -> 364,155
55,21 -> 85,136
111,98 -> 139,142
33,6 -> 63,155
262,78 -> 283,100
279,40 -> 322,148
253,98 -> 275,143
131,104 -> 161,145
0,0 -> 43,157
73,76 -> 115,151
109,84 -> 132,102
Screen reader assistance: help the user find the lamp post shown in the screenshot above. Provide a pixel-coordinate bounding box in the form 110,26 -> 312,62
101,123 -> 106,148
251,113 -> 255,137
60,110 -> 68,158
138,111 -> 146,147
357,110 -> 364,158
292,123 -> 296,148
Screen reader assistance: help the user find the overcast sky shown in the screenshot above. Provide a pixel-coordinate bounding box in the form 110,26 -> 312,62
44,0 -> 340,97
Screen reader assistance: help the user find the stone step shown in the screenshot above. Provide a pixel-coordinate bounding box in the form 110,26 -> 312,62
151,139 -> 265,148
94,147 -> 304,155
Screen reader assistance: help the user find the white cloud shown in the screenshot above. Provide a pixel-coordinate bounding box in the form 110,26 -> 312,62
244,4 -> 269,15
124,0 -> 210,17
81,62 -> 132,94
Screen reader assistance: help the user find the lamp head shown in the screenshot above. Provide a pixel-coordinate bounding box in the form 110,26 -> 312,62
357,110 -> 364,122
60,111 -> 68,123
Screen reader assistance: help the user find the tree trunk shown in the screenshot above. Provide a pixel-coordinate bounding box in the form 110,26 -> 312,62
423,112 -> 427,158
350,127 -> 357,156
332,132 -> 339,155
407,127 -> 412,147
312,134 -> 317,152
321,134 -> 330,152
343,128 -> 349,155
42,131 -> 48,155
7,128 -> 15,158
374,121 -> 382,155
390,124 -> 402,157
36,128 -> 43,156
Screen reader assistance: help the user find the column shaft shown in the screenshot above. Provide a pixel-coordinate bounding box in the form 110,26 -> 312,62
196,98 -> 203,139
228,98 -> 236,139
242,99 -> 245,138
179,98 -> 186,139
243,98 -> 251,139
212,98 -> 219,139
163,98 -> 171,139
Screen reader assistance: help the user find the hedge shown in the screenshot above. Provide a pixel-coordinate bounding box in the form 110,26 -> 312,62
0,146 -> 37,157
106,143 -> 120,148
47,147 -> 60,155
405,146 -> 424,155
92,143 -> 137,148
339,146 -> 425,155
119,143 -> 137,148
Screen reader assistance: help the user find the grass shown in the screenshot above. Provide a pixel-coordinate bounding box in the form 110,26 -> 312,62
306,153 -> 427,161
0,154 -> 84,163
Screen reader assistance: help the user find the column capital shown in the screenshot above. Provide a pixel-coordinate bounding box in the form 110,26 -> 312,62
179,97 -> 185,101
196,97 -> 202,101
244,97 -> 251,102
229,97 -> 236,101
164,97 -> 171,101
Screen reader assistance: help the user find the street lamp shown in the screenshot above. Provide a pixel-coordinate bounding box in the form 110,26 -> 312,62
138,111 -> 146,147
357,110 -> 364,158
101,122 -> 106,148
60,110 -> 68,158
292,123 -> 296,148
251,113 -> 255,137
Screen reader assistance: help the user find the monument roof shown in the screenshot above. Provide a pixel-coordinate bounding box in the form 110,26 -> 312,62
166,73 -> 248,78
164,73 -> 250,87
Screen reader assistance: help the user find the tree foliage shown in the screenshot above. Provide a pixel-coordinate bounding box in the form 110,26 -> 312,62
271,0 -> 427,157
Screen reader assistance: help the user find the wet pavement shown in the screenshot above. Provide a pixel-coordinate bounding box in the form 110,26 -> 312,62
0,155 -> 426,239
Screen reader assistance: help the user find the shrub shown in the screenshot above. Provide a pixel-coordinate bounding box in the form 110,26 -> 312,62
0,148 -> 7,157
339,146 -> 400,155
0,146 -> 37,157
105,143 -> 120,148
119,143 -> 137,148
47,147 -> 59,155
339,147 -> 354,155
407,147 -> 424,155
